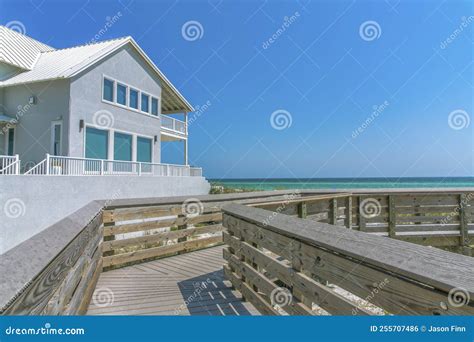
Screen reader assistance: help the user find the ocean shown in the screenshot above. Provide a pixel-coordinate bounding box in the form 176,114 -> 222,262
210,177 -> 474,191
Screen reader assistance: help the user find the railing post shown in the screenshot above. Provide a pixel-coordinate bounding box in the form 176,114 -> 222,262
100,160 -> 104,175
459,194 -> 470,254
331,198 -> 337,225
46,154 -> 50,175
388,195 -> 396,238
138,162 -> 141,176
345,196 -> 353,228
358,196 -> 365,231
297,202 -> 307,219
14,154 -> 19,175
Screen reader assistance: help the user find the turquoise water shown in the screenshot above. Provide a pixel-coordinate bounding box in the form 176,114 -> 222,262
210,177 -> 474,191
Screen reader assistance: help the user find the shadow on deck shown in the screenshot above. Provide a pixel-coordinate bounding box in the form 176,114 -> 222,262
87,246 -> 259,315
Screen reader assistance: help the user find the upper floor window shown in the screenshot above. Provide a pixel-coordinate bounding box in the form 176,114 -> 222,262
129,88 -> 139,109
117,83 -> 127,106
103,78 -> 114,102
141,93 -> 149,113
151,97 -> 159,116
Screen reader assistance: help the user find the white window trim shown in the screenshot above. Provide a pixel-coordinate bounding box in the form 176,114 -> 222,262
83,124 -> 154,163
50,120 -> 63,156
5,127 -> 15,156
101,74 -> 161,119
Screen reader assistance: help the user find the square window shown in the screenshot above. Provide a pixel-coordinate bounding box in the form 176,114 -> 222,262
103,78 -> 114,102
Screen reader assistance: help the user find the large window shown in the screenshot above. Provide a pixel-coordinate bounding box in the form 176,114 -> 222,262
114,132 -> 132,161
137,137 -> 152,163
141,93 -> 149,113
85,127 -> 108,160
103,78 -> 114,102
151,97 -> 159,116
129,88 -> 139,109
117,83 -> 127,106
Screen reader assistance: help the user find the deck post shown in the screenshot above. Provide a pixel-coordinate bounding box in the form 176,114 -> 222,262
345,196 -> 352,228
297,202 -> 307,219
459,194 -> 469,251
388,195 -> 396,238
331,198 -> 337,225
358,196 -> 366,231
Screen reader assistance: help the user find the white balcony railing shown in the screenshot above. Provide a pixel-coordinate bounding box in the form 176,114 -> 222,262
161,115 -> 187,135
0,154 -> 20,175
23,155 -> 202,177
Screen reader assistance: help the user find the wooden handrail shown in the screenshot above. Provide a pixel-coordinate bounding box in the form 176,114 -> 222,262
222,203 -> 474,315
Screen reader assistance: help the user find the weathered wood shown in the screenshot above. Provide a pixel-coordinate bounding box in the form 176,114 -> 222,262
102,236 -> 223,268
102,224 -> 223,252
459,194 -> 469,247
222,204 -> 474,315
345,197 -> 353,228
388,195 -> 396,238
297,202 -> 307,219
224,233 -> 372,315
1,213 -> 103,315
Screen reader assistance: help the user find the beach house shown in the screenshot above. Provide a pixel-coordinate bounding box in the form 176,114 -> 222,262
0,26 -> 209,252
0,25 -> 195,175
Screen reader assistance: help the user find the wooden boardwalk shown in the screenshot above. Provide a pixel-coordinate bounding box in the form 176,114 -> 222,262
87,246 -> 259,315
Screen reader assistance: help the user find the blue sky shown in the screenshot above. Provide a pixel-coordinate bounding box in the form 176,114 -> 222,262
1,0 -> 472,178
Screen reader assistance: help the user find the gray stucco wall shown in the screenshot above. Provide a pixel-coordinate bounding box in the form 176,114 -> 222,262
0,80 -> 70,167
0,175 -> 210,254
69,45 -> 163,163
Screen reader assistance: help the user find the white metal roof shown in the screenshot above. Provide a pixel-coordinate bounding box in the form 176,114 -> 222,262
0,27 -> 193,113
0,26 -> 53,70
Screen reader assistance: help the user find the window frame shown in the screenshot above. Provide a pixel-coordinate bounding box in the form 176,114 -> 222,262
5,127 -> 15,156
151,97 -> 159,116
101,75 -> 160,120
102,77 -> 115,102
116,83 -> 128,106
136,135 -> 153,163
50,120 -> 62,156
141,93 -> 150,113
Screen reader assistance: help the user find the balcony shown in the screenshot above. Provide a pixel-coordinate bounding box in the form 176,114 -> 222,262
161,114 -> 187,139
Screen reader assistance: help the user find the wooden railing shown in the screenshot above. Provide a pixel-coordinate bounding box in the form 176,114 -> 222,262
252,191 -> 473,255
0,202 -> 104,315
222,203 -> 474,315
101,203 -> 224,269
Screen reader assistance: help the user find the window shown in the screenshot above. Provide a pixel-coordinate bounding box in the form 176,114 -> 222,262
137,136 -> 152,163
141,93 -> 149,113
129,88 -> 139,109
85,127 -> 108,160
6,128 -> 14,156
51,122 -> 62,156
103,78 -> 114,102
114,132 -> 132,161
117,83 -> 127,106
151,97 -> 159,116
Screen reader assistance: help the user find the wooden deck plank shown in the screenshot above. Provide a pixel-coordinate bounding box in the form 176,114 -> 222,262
88,246 -> 259,316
